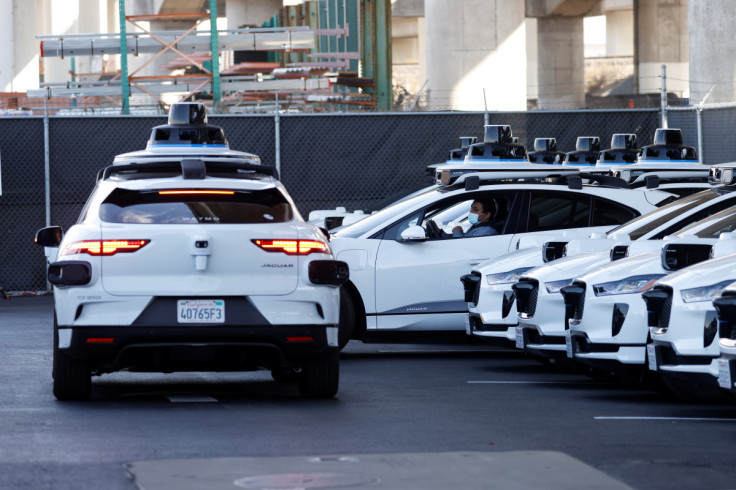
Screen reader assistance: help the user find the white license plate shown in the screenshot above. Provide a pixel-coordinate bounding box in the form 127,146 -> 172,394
647,344 -> 657,371
177,299 -> 225,324
465,315 -> 471,335
718,359 -> 733,389
515,327 -> 525,349
565,334 -> 574,359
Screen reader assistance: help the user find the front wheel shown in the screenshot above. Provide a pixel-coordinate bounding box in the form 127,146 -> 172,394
298,351 -> 339,398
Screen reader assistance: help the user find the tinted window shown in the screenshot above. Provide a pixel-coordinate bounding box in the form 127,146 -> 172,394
591,198 -> 637,227
607,190 -> 719,240
652,197 -> 736,239
99,188 -> 292,224
679,206 -> 736,238
527,192 -> 591,232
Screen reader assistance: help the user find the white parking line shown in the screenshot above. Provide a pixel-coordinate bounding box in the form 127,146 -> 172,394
467,380 -> 601,384
595,416 -> 736,422
166,396 -> 218,403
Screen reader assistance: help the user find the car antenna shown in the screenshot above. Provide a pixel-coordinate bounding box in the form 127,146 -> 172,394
483,88 -> 489,126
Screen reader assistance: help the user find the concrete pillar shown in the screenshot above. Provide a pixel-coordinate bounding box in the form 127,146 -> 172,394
689,1 -> 735,104
635,0 -> 687,97
226,0 -> 282,29
605,8 -> 633,56
536,15 -> 584,109
425,0 -> 526,111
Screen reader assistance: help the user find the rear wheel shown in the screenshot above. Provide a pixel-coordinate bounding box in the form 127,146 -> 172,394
52,313 -> 91,401
338,288 -> 355,350
298,351 -> 339,398
53,347 -> 91,401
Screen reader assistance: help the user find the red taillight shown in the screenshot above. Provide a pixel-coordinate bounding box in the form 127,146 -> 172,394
158,190 -> 234,195
86,337 -> 115,343
287,336 -> 314,342
252,239 -> 329,255
61,240 -> 150,256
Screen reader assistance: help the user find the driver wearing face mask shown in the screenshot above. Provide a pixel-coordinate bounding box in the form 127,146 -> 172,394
452,199 -> 499,238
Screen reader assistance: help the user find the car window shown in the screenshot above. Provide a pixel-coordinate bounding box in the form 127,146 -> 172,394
99,188 -> 293,224
527,191 -> 591,232
591,198 -> 637,227
651,197 -> 736,239
607,190 -> 718,240
679,206 -> 736,238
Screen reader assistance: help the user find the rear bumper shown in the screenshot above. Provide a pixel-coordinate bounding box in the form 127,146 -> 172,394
57,324 -> 338,374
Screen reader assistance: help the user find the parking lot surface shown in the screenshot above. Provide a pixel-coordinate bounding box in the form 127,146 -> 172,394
2,295 -> 735,489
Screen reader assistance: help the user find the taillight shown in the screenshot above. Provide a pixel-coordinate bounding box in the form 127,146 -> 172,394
252,239 -> 329,255
158,190 -> 234,195
61,240 -> 150,256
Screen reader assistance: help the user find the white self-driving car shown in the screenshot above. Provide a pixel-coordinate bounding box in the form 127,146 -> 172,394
466,169 -> 716,348
331,167 -> 678,344
562,208 -> 736,384
34,103 -> 347,401
643,253 -> 736,401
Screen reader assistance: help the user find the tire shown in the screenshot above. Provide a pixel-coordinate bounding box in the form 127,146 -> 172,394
53,317 -> 91,401
338,287 -> 355,350
298,351 -> 339,398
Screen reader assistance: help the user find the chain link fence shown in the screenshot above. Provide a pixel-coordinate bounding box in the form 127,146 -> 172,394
1,106 -> 734,293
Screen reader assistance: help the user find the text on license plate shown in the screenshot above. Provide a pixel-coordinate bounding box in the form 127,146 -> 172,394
177,299 -> 225,323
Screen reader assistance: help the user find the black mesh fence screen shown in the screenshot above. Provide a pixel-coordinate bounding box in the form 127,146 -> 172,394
0,107 -> 728,292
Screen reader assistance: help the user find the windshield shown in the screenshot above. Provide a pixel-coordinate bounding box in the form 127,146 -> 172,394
678,205 -> 736,238
333,185 -> 440,238
606,189 -> 719,240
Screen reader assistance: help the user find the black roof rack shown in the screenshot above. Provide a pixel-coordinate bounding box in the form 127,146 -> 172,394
99,159 -> 279,181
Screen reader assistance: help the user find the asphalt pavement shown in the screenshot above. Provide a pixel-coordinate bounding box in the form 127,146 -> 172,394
2,294 -> 735,490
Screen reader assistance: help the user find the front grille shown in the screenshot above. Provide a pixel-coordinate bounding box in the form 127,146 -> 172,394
572,282 -> 586,321
514,279 -> 539,317
473,277 -> 482,306
643,286 -> 672,332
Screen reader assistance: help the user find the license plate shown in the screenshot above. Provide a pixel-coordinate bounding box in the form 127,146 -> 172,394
465,315 -> 472,335
515,327 -> 525,349
565,334 -> 574,359
177,299 -> 225,324
647,344 -> 657,371
718,359 -> 733,389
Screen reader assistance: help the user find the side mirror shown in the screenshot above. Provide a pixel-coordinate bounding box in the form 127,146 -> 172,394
400,225 -> 428,242
35,226 -> 63,247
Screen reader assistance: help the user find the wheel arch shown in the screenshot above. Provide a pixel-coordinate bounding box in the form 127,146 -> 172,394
343,280 -> 367,340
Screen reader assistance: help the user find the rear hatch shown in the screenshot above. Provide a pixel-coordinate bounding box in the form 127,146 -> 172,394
98,186 -> 299,296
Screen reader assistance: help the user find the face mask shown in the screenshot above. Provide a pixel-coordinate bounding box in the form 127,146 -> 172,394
467,212 -> 480,225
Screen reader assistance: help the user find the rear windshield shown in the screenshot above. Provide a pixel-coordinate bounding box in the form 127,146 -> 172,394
99,188 -> 292,224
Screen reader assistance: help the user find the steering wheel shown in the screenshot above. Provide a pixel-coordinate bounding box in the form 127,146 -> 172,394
425,219 -> 442,239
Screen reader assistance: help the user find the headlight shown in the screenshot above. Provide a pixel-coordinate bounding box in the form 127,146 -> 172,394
680,280 -> 734,303
545,278 -> 572,293
486,267 -> 533,285
592,275 -> 664,296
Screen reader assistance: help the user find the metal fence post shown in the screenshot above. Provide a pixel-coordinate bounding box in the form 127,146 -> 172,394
274,92 -> 281,178
660,64 -> 667,128
696,107 -> 704,164
43,93 -> 51,228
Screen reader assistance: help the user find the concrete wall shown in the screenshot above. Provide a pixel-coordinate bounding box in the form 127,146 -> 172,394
425,0 -> 527,111
225,0 -> 282,29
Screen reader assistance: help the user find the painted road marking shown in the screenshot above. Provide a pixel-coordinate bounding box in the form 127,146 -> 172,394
468,380 -> 603,384
595,416 -> 736,422
166,395 -> 218,403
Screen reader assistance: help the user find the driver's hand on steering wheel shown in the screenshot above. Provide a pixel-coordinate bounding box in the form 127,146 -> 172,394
426,219 -> 442,238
